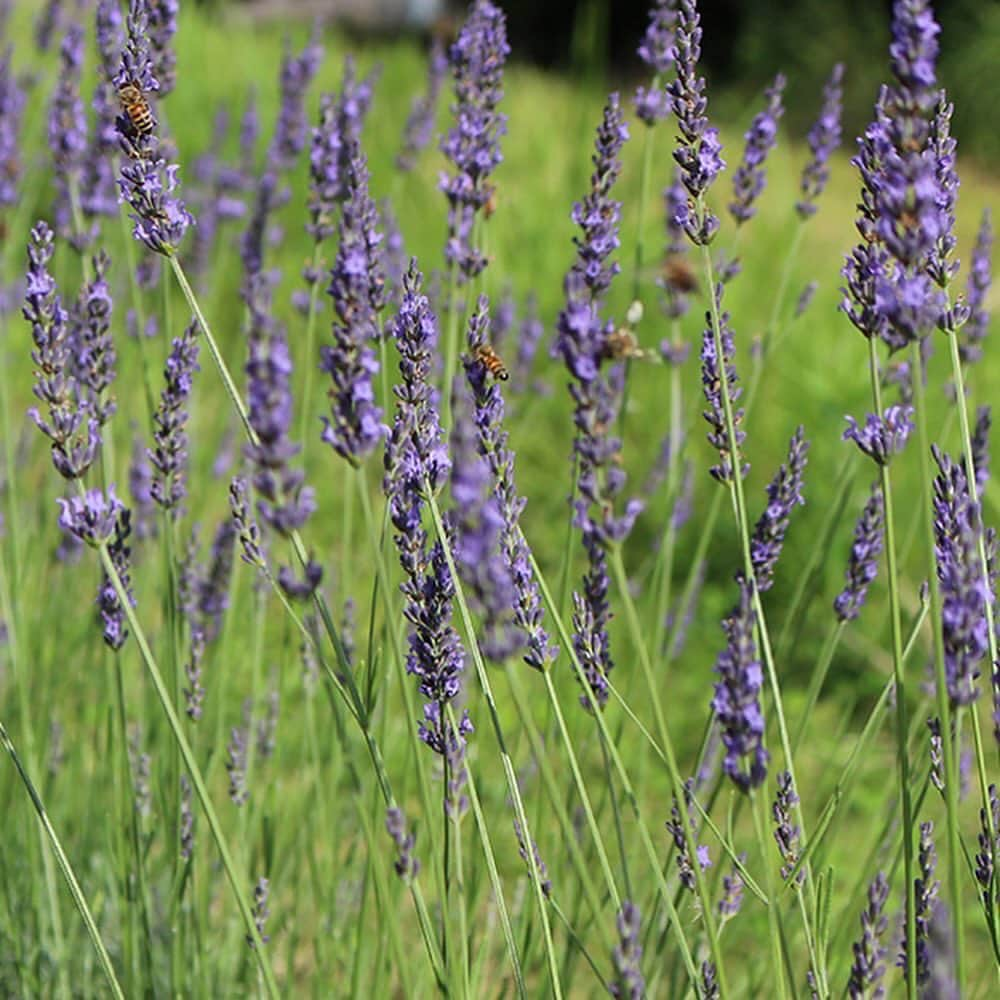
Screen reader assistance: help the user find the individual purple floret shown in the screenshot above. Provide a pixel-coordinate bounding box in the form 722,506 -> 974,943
385,806 -> 420,880
148,0 -> 179,97
975,784 -> 998,911
57,486 -> 124,547
711,578 -> 768,792
48,23 -> 88,246
667,0 -> 724,245
932,446 -> 989,707
842,405 -> 914,465
72,250 -> 117,426
772,770 -> 803,884
729,73 -> 785,225
464,297 -> 556,670
749,426 -> 808,591
513,818 -> 552,897
439,0 -> 510,281
148,319 -> 199,516
609,901 -> 644,999
633,0 -> 678,126
796,63 -> 845,219
267,28 -> 323,175
961,209 -> 993,365
398,38 -> 448,172
320,147 -> 387,464
701,286 -> 748,483
847,871 -> 890,999
899,820 -> 939,988
97,508 -> 135,651
24,222 -> 100,481
0,47 -> 26,209
835,482 -> 885,622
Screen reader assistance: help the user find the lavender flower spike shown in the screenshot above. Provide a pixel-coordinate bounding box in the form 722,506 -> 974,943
148,0 -> 179,97
148,319 -> 200,516
609,901 -> 645,999
397,39 -> 448,172
796,63 -> 845,219
898,821 -> 939,987
932,447 -> 989,707
267,28 -> 323,175
961,209 -> 993,365
98,508 -> 136,650
57,486 -> 124,547
440,0 -> 510,281
711,577 -> 768,792
464,296 -> 557,670
847,872 -> 890,998
0,47 -> 26,209
48,23 -> 87,245
667,0 -> 724,245
835,482 -> 885,622
842,405 -> 914,465
633,0 -> 678,126
729,73 -> 785,225
386,806 -> 420,880
749,426 -> 808,591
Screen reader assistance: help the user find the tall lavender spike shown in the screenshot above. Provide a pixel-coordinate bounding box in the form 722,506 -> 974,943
711,578 -> 768,792
440,0 -> 510,281
128,431 -> 158,542
847,872 -> 890,998
97,508 -> 135,651
398,38 -> 448,172
147,0 -> 179,97
898,821 -> 939,988
0,47 -> 26,210
665,781 -> 711,892
835,482 -> 885,622
729,74 -> 785,225
82,77 -> 122,225
385,807 -> 420,880
72,250 -> 118,427
609,901 -> 645,999
961,209 -> 993,365
667,0 -> 724,245
972,405 -> 991,499
267,28 -> 323,175
48,23 -> 88,247
320,146 -> 387,464
226,702 -> 250,806
148,319 -> 199,516
197,517 -> 237,641
796,63 -> 845,219
749,427 -> 808,591
932,447 -> 988,707
95,0 -> 124,80
463,297 -> 556,670
633,0 -> 678,126
514,292 -> 544,391
975,784 -> 999,911
771,771 -> 803,884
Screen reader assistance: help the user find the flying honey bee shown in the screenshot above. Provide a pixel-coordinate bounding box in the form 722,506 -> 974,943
475,343 -> 509,381
660,253 -> 699,295
602,327 -> 646,362
118,80 -> 155,138
484,188 -> 498,219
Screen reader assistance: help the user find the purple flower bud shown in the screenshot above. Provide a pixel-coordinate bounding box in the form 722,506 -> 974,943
665,780 -> 711,892
198,517 -> 237,642
898,820 -> 939,987
796,63 -> 844,218
961,209 -> 993,365
835,482 -> 885,622
975,785 -> 999,911
398,39 -> 448,172
771,771 -> 803,884
729,74 -> 785,225
972,405 -> 991,498
609,901 -> 644,999
148,0 -> 179,97
512,818 -> 552,897
847,871 -> 890,998
48,23 -> 88,245
385,806 -> 420,880
633,0 -> 678,125
0,47 -> 26,209
97,507 -> 135,651
184,629 -> 205,721
267,30 -> 323,175
230,476 -> 265,571
226,703 -> 250,807
842,405 -> 914,465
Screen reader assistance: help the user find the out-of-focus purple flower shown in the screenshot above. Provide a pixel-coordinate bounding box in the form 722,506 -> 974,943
184,629 -> 205,721
198,517 -> 237,641
439,0 -> 510,281
48,23 -> 88,246
514,292 -> 544,390
256,688 -> 279,759
398,38 -> 448,172
609,901 -> 644,999
843,405 -> 914,465
148,319 -> 199,516
729,74 -> 785,225
659,173 -> 698,319
711,577 -> 768,793
386,806 -> 420,880
961,209 -> 993,365
267,29 -> 323,175
96,0 -> 124,79
835,482 -> 885,622
975,784 -> 998,911
24,222 -> 100,481
749,427 -> 808,591
227,704 -> 250,806
464,298 -> 556,670
718,861 -> 745,921
81,79 -> 122,224
927,716 -> 945,792
128,431 -> 158,542
57,486 -> 123,547
701,286 -> 748,483
665,781 -> 711,892
97,508 -> 135,650
633,0 -> 678,125
513,818 -> 552,897
848,871 -> 889,999
241,172 -> 279,281
898,820 -> 939,987
667,0 -> 724,245
571,542 -> 613,711
926,93 -> 959,286
932,446 -> 989,707
71,250 -> 117,426
148,0 -> 179,97
321,147 -> 386,464
796,63 -> 844,219
379,199 -> 407,309
972,405 -> 991,499
794,282 -> 818,319
230,476 -> 266,572
179,773 -> 195,860
889,0 -> 940,112
35,0 -> 64,52
772,771 -> 803,884
0,47 -> 26,209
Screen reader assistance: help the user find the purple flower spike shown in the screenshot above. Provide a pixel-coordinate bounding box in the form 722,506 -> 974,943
149,319 -> 200,516
398,39 -> 448,172
835,482 -> 885,622
961,209 -> 993,365
975,785 -> 999,911
972,406 -> 991,498
0,47 -> 26,209
48,23 -> 87,245
148,0 -> 179,97
667,0 -> 724,245
772,771 -> 803,884
321,147 -> 387,464
848,872 -> 890,998
96,0 -> 125,80
711,578 -> 768,793
729,74 -> 785,225
898,821 -> 939,987
97,508 -> 135,651
386,806 -> 420,880
932,447 -> 989,707
439,0 -> 510,281
889,0 -> 940,112
842,405 -> 914,465
634,0 -> 678,125
267,29 -> 323,175
57,486 -> 124,547
72,250 -> 118,426
749,427 -> 808,591
609,901 -> 645,999
796,63 -> 845,219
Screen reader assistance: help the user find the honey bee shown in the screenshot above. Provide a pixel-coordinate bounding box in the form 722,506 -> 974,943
661,253 -> 699,295
475,343 -> 509,381
602,328 -> 646,362
118,80 -> 155,138
484,188 -> 498,219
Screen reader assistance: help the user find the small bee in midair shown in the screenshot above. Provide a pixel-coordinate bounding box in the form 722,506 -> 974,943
661,253 -> 699,295
118,80 -> 155,138
484,189 -> 499,219
602,327 -> 645,362
475,343 -> 509,381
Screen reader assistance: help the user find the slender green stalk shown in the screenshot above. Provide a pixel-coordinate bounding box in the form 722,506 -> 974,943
0,719 -> 124,999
